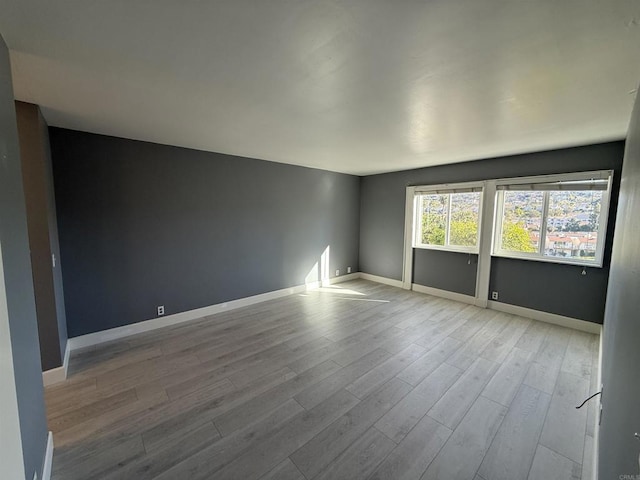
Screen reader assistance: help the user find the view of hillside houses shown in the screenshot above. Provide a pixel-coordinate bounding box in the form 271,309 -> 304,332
502,190 -> 602,259
419,190 -> 602,260
420,192 -> 481,248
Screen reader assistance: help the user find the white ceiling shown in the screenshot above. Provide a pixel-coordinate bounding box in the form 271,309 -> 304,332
1,1 -> 639,175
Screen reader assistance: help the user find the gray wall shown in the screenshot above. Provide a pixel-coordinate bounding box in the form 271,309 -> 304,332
50,128 -> 361,338
413,249 -> 478,296
599,91 -> 640,476
490,257 -> 609,323
16,101 -> 67,370
0,34 -> 48,480
360,142 -> 624,323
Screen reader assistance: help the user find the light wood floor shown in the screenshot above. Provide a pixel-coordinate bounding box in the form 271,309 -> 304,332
46,280 -> 599,480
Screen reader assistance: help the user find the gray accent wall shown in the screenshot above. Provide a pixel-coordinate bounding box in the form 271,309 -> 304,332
598,90 -> 640,476
360,142 -> 623,323
0,34 -> 48,480
489,257 -> 609,323
16,101 -> 67,370
50,128 -> 360,338
413,250 -> 478,296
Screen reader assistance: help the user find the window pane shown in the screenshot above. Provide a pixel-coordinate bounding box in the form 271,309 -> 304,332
500,191 -> 543,253
449,192 -> 480,247
544,190 -> 602,261
420,194 -> 448,246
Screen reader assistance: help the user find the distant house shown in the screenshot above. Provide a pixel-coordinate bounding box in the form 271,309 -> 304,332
544,232 -> 597,258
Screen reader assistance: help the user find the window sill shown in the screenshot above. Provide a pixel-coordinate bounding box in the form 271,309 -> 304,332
491,252 -> 603,268
414,244 -> 479,255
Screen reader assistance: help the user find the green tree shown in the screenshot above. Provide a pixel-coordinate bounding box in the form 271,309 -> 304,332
422,212 -> 445,245
563,218 -> 581,232
450,219 -> 478,246
588,197 -> 601,231
502,222 -> 536,252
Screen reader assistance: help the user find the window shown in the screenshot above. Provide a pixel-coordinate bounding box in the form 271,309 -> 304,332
499,191 -> 543,254
493,171 -> 612,266
414,187 -> 483,253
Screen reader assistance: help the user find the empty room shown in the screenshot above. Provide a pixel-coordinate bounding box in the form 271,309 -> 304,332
1,1 -> 640,480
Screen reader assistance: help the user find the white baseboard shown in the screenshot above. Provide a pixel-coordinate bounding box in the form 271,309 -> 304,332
68,285 -> 308,350
359,273 -> 403,288
67,273 -> 361,351
42,342 -> 70,387
63,340 -> 70,376
487,300 -> 602,335
305,272 -> 361,290
409,284 -> 601,335
63,271 -> 601,353
411,283 -> 478,305
42,366 -> 65,387
362,272 -> 603,336
42,431 -> 53,480
329,272 -> 361,284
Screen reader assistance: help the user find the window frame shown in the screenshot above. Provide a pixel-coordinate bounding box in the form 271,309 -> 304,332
412,182 -> 484,254
492,170 -> 613,267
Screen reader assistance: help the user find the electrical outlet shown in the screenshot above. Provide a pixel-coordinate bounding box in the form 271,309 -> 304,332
347,266 -> 352,274
491,291 -> 499,301
335,269 -> 340,276
157,305 -> 165,316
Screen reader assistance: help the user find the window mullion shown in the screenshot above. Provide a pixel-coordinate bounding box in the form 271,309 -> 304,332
445,194 -> 452,247
414,195 -> 421,246
495,191 -> 504,252
540,191 -> 550,256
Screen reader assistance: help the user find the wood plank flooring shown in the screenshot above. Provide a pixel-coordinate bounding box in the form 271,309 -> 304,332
46,280 -> 599,480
